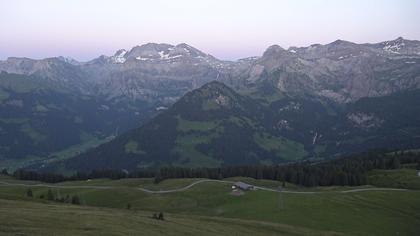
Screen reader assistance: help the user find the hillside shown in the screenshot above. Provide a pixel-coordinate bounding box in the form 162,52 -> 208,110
1,199 -> 321,236
41,81 -> 420,172
1,173 -> 420,236
0,72 -> 157,170
49,81 -> 303,171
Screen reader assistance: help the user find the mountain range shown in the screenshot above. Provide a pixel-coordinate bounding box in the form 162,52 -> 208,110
0,37 -> 419,171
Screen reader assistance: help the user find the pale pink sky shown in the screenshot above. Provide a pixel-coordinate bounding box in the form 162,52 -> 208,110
0,0 -> 419,61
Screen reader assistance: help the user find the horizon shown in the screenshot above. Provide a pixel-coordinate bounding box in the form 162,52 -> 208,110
1,0 -> 420,61
0,36 -> 416,62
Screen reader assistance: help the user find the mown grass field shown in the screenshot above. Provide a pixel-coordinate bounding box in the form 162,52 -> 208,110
1,170 -> 420,235
1,199 -> 336,236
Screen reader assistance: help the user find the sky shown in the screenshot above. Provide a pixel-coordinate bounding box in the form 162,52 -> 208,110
0,0 -> 419,61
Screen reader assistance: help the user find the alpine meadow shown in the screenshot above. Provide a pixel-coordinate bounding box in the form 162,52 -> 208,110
1,1 -> 420,235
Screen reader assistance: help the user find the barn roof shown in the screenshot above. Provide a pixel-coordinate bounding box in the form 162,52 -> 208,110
234,181 -> 253,189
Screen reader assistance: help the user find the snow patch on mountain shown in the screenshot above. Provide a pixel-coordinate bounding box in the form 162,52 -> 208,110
57,56 -> 80,65
383,39 -> 404,54
135,51 -> 184,61
112,49 -> 127,63
135,56 -> 149,61
158,51 -> 183,60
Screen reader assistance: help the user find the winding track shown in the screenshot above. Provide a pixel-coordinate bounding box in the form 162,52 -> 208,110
0,179 -> 410,194
137,179 -> 233,193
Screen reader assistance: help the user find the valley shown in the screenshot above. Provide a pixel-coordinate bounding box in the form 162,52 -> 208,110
2,1 -> 420,235
1,37 -> 420,171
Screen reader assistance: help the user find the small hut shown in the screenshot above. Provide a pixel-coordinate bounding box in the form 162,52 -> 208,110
232,182 -> 254,191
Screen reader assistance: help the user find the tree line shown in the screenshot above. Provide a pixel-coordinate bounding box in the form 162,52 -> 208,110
8,169 -> 155,183
155,150 -> 419,186
4,149 -> 420,187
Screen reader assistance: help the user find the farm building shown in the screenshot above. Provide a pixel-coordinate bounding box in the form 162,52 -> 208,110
232,182 -> 254,191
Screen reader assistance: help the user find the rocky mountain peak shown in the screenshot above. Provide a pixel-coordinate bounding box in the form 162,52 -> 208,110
200,80 -> 231,90
114,49 -> 127,56
105,43 -> 212,63
2,38 -> 419,106
125,43 -> 170,60
395,36 -> 404,41
328,39 -> 356,47
263,45 -> 288,57
379,37 -> 420,55
185,80 -> 234,99
175,80 -> 241,111
382,37 -> 406,54
109,49 -> 127,63
57,56 -> 81,65
175,43 -> 208,57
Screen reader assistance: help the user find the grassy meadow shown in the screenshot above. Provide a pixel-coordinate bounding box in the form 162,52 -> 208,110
0,169 -> 420,235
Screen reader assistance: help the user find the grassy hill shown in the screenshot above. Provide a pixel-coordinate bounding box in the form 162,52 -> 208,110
2,199 -> 335,236
1,172 -> 420,235
368,168 -> 420,189
50,81 -> 305,172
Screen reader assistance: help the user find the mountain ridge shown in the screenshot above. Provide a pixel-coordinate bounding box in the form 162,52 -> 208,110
3,37 -> 418,63
2,37 -> 419,104
1,37 -> 420,171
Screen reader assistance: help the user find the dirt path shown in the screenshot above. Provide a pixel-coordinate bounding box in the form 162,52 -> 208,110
0,180 -> 114,189
137,179 -> 234,193
341,188 -> 408,193
0,179 -> 410,194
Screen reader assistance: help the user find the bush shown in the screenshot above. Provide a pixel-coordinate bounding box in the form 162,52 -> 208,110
1,169 -> 8,175
71,195 -> 80,205
26,188 -> 33,197
158,212 -> 164,220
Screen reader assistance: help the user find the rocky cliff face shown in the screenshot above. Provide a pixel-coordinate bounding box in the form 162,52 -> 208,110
79,43 -> 245,103
1,38 -> 418,105
246,37 -> 420,103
